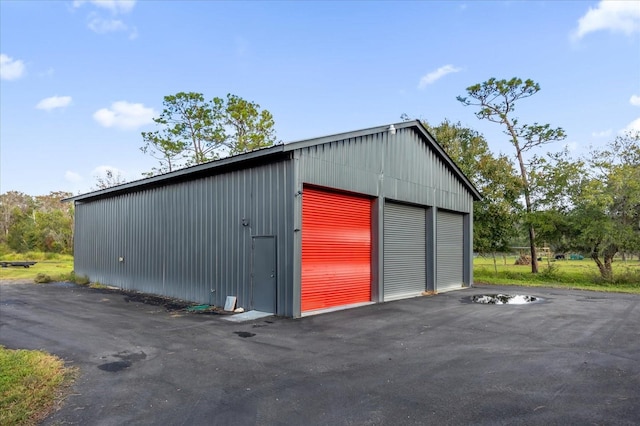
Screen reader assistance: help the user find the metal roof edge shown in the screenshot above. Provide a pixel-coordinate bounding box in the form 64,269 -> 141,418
283,120 -> 482,201
281,123 -> 400,151
64,120 -> 482,203
63,144 -> 286,203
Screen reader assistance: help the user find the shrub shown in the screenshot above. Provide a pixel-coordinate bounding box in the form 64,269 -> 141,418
0,243 -> 11,257
62,271 -> 90,285
612,270 -> 640,286
539,263 -> 560,280
73,273 -> 90,286
34,273 -> 52,284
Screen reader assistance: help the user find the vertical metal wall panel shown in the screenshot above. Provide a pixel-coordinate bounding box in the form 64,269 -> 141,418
294,127 -> 473,213
463,213 -> 473,286
425,207 -> 436,292
383,202 -> 427,301
73,159 -> 294,316
297,135 -> 384,197
436,210 -> 464,291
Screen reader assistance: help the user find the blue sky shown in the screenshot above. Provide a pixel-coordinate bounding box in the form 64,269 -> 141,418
1,0 -> 639,196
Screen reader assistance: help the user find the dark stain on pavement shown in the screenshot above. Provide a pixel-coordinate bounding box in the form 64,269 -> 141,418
98,360 -> 131,372
97,350 -> 146,372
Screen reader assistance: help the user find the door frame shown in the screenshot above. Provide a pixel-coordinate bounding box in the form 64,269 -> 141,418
251,235 -> 277,313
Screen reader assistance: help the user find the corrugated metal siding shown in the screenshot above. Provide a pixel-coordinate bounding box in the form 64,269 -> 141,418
297,135 -> 384,197
296,129 -> 473,213
436,210 -> 464,291
74,160 -> 295,316
292,127 -> 475,315
301,187 -> 372,312
383,202 -> 426,301
384,129 -> 474,213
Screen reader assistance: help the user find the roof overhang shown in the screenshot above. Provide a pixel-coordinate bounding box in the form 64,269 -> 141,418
64,120 -> 482,203
64,146 -> 289,203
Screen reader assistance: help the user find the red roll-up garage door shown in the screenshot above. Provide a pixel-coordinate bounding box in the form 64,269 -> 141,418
301,187 -> 372,312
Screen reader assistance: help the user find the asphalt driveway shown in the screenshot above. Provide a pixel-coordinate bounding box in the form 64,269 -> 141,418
1,282 -> 639,425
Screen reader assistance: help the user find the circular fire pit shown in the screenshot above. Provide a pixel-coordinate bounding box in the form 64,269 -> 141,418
471,294 -> 540,305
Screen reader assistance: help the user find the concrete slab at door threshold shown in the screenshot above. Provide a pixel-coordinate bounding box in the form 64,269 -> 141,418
222,310 -> 273,322
437,286 -> 470,293
301,301 -> 375,317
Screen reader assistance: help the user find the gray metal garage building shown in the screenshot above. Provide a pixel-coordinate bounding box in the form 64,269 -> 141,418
67,120 -> 481,318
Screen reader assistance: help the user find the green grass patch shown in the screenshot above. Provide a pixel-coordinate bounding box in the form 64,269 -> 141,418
474,256 -> 640,294
67,271 -> 90,285
0,252 -> 72,262
0,252 -> 73,283
88,282 -> 109,289
0,346 -> 75,426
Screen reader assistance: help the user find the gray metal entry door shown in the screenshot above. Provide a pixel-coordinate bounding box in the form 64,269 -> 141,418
252,236 -> 276,313
436,211 -> 463,291
383,202 -> 426,301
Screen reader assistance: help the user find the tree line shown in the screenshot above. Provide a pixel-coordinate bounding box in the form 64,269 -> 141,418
0,191 -> 74,254
434,77 -> 639,280
3,83 -> 638,282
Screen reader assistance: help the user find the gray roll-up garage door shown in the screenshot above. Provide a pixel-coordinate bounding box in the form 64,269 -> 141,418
383,202 -> 426,301
436,210 -> 464,291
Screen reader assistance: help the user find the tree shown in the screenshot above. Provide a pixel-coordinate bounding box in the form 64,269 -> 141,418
423,120 -> 522,270
141,92 -> 277,175
6,208 -> 37,253
0,191 -> 33,246
34,192 -> 74,254
568,132 -> 640,279
1,191 -> 74,254
458,78 -> 566,273
93,169 -> 126,190
526,149 -> 585,256
213,94 -> 277,155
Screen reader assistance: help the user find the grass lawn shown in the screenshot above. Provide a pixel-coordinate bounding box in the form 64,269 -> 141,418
0,253 -> 73,282
474,255 -> 640,294
0,346 -> 75,426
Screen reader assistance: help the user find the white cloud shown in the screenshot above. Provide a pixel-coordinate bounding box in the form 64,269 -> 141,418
74,0 -> 136,14
630,94 -> 640,106
0,54 -> 25,80
65,171 -> 83,183
93,101 -> 155,130
74,1 -> 137,37
621,117 -> 640,134
592,129 -> 612,138
88,16 -> 127,33
36,96 -> 72,111
572,1 -> 640,40
418,65 -> 461,89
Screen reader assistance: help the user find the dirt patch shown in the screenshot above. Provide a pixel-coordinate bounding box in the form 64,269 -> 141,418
90,287 -> 226,314
121,291 -> 192,311
1,279 -> 230,314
